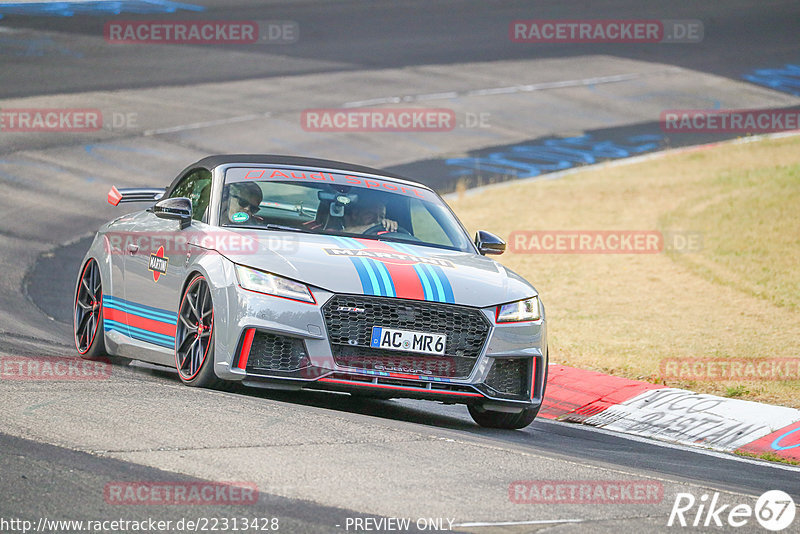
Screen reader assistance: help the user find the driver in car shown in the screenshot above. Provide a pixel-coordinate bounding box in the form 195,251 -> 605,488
225,182 -> 263,223
343,196 -> 398,234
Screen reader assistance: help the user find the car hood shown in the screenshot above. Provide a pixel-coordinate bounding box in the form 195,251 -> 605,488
204,229 -> 537,308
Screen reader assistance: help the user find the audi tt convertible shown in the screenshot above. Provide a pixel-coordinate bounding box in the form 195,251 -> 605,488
74,155 -> 547,429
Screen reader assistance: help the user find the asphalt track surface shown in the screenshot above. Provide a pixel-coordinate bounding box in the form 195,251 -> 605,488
1,1 -> 800,533
2,0 -> 799,98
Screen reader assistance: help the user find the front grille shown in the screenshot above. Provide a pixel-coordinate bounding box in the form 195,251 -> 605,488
485,358 -> 528,397
322,295 -> 490,379
245,331 -> 308,373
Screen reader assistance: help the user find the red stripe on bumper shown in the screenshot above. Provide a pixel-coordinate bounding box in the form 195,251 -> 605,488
387,372 -> 421,380
237,328 -> 255,370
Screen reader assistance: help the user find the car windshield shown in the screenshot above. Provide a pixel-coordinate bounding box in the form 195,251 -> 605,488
220,167 -> 473,252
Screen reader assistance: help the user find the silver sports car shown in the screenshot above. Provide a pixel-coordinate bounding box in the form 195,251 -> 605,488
74,155 -> 547,429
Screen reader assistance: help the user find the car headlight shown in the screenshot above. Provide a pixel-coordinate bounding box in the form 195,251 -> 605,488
496,296 -> 540,322
235,264 -> 315,303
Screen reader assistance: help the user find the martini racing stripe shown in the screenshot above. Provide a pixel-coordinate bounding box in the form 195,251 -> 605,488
105,320 -> 175,349
360,239 -> 425,301
332,236 -> 397,297
385,241 -> 454,303
104,296 -> 177,323
413,262 -> 455,303
385,241 -> 418,255
331,236 -> 364,249
103,308 -> 175,337
353,257 -> 396,297
328,236 -> 455,302
103,296 -> 177,349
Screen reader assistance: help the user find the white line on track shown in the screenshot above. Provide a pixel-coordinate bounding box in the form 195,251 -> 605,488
342,73 -> 645,108
453,518 -> 584,527
142,112 -> 272,136
140,73 -> 652,136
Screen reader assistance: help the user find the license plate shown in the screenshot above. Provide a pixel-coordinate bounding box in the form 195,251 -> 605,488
370,327 -> 446,355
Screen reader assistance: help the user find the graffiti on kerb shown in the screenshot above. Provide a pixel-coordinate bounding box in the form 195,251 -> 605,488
0,1 -> 204,19
444,134 -> 663,178
743,64 -> 800,96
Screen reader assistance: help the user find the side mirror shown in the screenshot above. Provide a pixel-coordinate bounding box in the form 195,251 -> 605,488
475,230 -> 505,255
153,197 -> 192,229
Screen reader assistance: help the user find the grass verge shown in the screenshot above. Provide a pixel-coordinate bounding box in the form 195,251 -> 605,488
734,450 -> 799,466
450,135 -> 800,408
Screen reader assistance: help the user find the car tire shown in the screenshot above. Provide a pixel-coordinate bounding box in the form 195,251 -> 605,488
175,275 -> 223,388
74,259 -> 108,359
469,349 -> 549,429
468,404 -> 540,429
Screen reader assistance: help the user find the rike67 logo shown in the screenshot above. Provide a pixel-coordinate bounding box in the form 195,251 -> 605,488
668,490 -> 795,531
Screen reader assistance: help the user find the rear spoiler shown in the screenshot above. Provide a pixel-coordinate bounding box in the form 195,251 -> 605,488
108,186 -> 166,206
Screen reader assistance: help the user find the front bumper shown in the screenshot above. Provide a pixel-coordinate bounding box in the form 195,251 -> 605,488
215,283 -> 547,408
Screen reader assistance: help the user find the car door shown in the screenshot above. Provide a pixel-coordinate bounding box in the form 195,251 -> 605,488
102,211 -> 147,345
122,168 -> 213,358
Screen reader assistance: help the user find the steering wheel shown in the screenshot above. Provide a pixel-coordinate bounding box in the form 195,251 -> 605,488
364,223 -> 412,236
